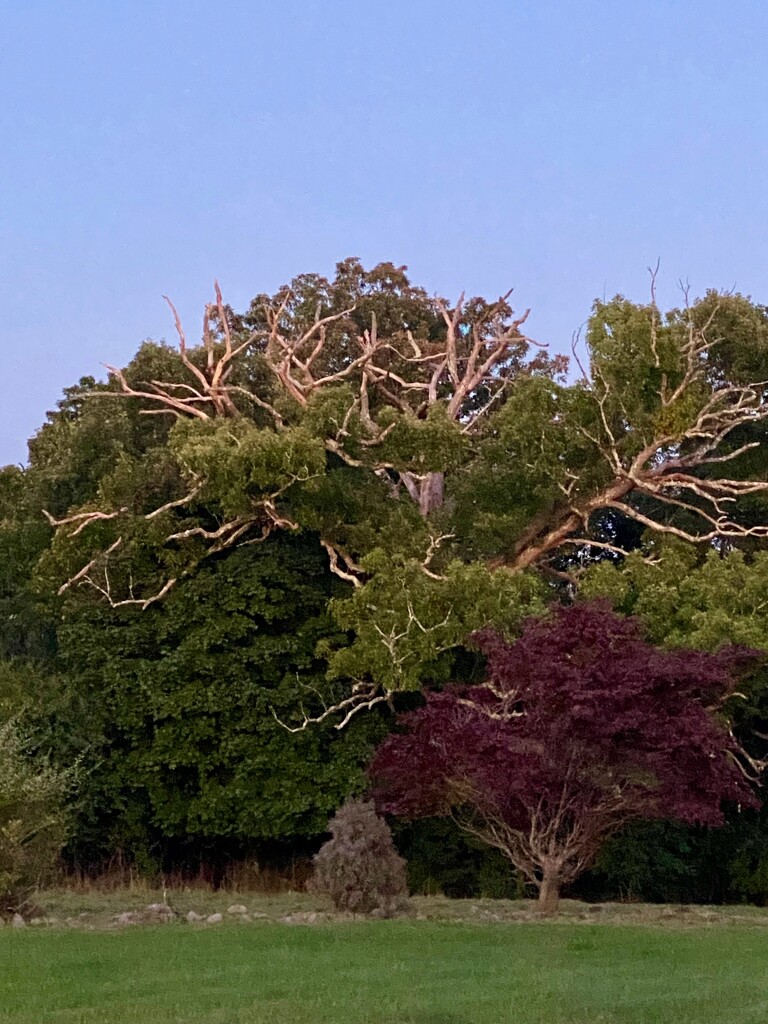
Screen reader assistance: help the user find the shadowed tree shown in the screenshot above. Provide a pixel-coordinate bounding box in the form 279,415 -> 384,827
371,602 -> 762,914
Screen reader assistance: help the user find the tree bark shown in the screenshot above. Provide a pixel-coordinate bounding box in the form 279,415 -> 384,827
419,471 -> 445,515
537,868 -> 561,916
505,478 -> 635,572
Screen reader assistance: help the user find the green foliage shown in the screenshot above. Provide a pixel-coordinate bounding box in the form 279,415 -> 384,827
452,377 -> 605,559
326,556 -> 545,692
683,291 -> 768,386
54,536 -> 386,863
582,821 -> 698,903
5,258 -> 768,899
375,404 -> 470,476
394,818 -> 525,899
584,542 -> 768,650
170,419 -> 326,519
0,722 -> 73,915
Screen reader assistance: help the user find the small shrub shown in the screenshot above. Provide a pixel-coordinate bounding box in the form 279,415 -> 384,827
0,722 -> 73,916
311,799 -> 408,915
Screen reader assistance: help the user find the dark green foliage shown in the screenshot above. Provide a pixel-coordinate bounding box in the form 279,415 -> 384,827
310,799 -> 408,915
394,818 -> 525,899
55,535 -> 386,866
577,821 -> 698,903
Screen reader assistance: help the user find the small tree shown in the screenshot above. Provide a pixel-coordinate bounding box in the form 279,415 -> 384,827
311,799 -> 408,915
0,723 -> 72,916
371,602 -> 762,914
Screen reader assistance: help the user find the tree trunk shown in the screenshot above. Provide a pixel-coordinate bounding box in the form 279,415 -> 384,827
537,868 -> 561,916
419,471 -> 444,516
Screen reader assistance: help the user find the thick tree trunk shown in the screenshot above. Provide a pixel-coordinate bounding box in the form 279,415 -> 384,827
537,869 -> 561,916
419,471 -> 444,515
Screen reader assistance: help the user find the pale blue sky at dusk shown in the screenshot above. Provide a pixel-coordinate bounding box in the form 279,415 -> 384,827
2,1 -> 767,465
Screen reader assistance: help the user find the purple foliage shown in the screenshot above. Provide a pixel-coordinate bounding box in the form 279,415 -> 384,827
370,601 -> 761,909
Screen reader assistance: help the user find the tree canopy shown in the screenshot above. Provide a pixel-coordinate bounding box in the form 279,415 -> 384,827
371,602 -> 761,913
37,259 -> 768,727
3,257 -> 768,890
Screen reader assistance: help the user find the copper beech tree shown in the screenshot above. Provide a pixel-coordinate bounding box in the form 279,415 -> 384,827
370,602 -> 763,914
41,261 -> 768,725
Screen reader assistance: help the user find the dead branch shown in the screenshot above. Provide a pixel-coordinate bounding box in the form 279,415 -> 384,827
271,680 -> 393,732
321,540 -> 365,588
421,532 -> 455,580
43,507 -> 128,536
100,364 -> 212,420
57,537 -> 124,596
144,484 -> 204,519
79,567 -> 178,610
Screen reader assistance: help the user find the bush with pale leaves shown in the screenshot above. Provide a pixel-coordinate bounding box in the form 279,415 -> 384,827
0,723 -> 72,916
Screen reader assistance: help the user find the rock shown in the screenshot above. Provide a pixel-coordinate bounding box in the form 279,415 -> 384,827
114,912 -> 138,926
206,913 -> 223,924
250,912 -> 268,920
186,911 -> 204,923
280,911 -> 327,925
227,904 -> 248,916
11,914 -> 25,929
110,904 -> 177,926
143,903 -> 176,924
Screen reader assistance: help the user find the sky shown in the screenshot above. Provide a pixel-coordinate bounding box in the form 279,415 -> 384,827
2,0 -> 768,465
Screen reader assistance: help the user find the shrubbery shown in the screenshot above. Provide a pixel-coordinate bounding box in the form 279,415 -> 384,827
311,799 -> 408,915
0,723 -> 72,916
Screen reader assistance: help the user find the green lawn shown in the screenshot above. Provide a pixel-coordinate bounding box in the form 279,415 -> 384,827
1,921 -> 767,1023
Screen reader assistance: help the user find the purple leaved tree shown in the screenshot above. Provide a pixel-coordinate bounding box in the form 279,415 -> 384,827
371,601 -> 763,914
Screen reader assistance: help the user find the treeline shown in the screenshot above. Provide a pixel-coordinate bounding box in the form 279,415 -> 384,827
2,258 -> 768,903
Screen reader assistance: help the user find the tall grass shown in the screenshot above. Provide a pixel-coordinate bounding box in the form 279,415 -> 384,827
58,856 -> 312,894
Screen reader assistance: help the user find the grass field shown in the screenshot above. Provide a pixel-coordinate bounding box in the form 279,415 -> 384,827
2,917 -> 768,1024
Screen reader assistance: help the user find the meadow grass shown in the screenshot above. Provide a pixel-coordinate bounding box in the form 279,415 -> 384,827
1,919 -> 767,1023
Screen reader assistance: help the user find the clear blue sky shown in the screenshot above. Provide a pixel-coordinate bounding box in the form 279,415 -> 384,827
2,0 -> 767,465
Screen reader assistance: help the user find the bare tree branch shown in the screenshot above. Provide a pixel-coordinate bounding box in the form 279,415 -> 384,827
320,540 -> 365,588
271,681 -> 393,732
